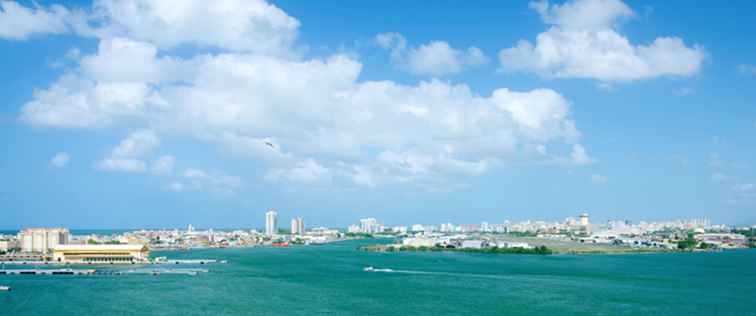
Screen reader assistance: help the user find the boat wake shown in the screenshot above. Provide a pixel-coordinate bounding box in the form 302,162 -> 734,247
363,266 -> 510,280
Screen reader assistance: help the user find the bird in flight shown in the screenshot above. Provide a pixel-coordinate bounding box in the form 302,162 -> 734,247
264,141 -> 276,149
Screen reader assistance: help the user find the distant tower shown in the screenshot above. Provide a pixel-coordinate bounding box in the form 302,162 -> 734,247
265,210 -> 278,236
291,217 -> 304,235
579,213 -> 589,226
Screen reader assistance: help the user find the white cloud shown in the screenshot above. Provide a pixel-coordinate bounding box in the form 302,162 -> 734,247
711,172 -> 727,182
95,129 -> 158,173
91,0 -> 300,54
499,0 -> 704,82
529,0 -> 633,30
49,152 -> 71,168
13,1 -> 594,190
181,168 -> 242,194
737,64 -> 756,76
151,155 -> 175,175
167,181 -> 184,192
265,159 -> 331,185
731,183 -> 756,204
591,173 -> 608,183
96,157 -> 146,173
570,144 -> 595,165
0,1 -> 70,40
673,87 -> 695,96
112,129 -> 159,157
375,32 -> 489,76
0,0 -> 300,54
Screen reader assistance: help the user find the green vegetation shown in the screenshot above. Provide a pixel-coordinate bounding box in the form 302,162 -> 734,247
345,232 -> 374,238
0,250 -> 6,255
733,229 -> 755,238
677,233 -> 697,250
87,239 -> 121,245
506,232 -> 538,237
360,244 -> 553,255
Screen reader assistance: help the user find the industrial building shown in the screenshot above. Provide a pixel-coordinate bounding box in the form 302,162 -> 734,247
17,228 -> 70,254
51,244 -> 150,263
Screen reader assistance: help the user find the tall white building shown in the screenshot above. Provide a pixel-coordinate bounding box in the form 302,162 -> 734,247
17,228 -> 70,254
360,218 -> 380,234
265,210 -> 278,236
291,217 -> 304,235
579,213 -> 590,226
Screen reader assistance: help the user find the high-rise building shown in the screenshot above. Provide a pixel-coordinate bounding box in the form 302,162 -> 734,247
360,218 -> 380,234
291,217 -> 304,235
265,210 -> 278,236
579,213 -> 590,226
17,228 -> 70,254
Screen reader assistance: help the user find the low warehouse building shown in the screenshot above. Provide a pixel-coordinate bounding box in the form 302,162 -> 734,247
52,244 -> 149,263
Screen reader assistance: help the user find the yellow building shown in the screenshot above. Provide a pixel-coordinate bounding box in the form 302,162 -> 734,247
52,244 -> 149,263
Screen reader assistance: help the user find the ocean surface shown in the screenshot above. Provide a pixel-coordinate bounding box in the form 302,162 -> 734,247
1,239 -> 755,315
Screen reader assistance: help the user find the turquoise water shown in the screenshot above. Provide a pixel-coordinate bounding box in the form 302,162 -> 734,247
1,239 -> 755,315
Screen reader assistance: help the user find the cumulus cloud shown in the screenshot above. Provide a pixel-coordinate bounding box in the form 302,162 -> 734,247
96,157 -> 146,173
0,1 -> 71,40
49,152 -> 71,167
499,0 -> 704,82
111,129 -> 159,157
731,183 -> 756,204
590,173 -> 608,183
375,32 -> 489,76
1,0 -> 299,54
151,155 -> 175,175
90,0 -> 300,54
12,0 -> 594,190
180,168 -> 242,194
673,87 -> 695,96
737,64 -> 756,76
570,144 -> 595,165
96,129 -> 158,173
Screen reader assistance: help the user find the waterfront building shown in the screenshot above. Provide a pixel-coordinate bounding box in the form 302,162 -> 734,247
52,244 -> 149,263
411,224 -> 425,232
347,224 -> 360,233
360,218 -> 380,234
17,228 -> 70,254
291,217 -> 305,235
391,226 -> 408,234
0,239 -> 19,252
266,210 -> 278,236
579,213 -> 590,226
440,223 -> 454,233
481,222 -> 491,232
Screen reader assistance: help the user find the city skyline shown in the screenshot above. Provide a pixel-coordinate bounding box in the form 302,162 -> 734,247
2,0 -> 756,229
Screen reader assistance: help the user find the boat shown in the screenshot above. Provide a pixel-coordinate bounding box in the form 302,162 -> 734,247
363,266 -> 374,272
272,242 -> 289,247
0,286 -> 10,292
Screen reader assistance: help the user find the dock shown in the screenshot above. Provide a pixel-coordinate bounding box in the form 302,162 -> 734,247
152,259 -> 228,265
100,268 -> 210,276
0,269 -> 96,275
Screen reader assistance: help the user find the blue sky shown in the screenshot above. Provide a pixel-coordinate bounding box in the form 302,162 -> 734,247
1,0 -> 755,229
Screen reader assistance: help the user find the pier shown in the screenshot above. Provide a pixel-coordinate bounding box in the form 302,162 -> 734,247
1,259 -> 228,266
152,259 -> 228,265
100,268 -> 210,276
0,269 -> 96,275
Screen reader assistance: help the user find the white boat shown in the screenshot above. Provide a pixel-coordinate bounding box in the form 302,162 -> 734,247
363,266 -> 374,272
0,286 -> 10,292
